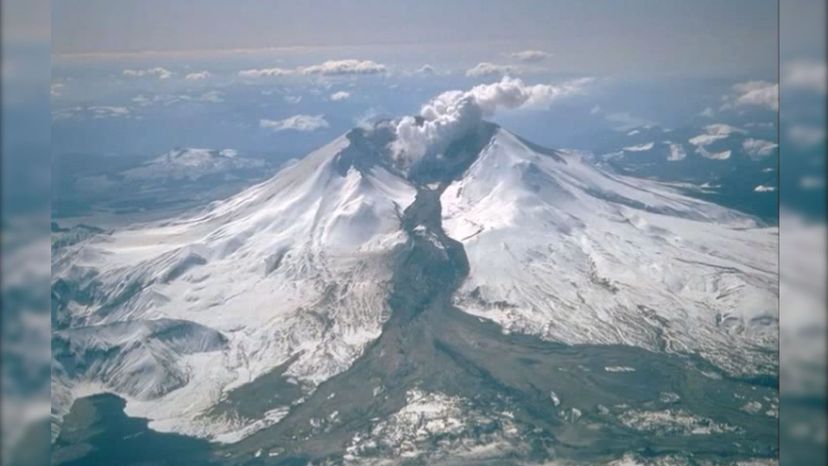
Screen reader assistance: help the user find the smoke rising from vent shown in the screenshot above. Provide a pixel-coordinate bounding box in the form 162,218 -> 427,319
390,76 -> 592,167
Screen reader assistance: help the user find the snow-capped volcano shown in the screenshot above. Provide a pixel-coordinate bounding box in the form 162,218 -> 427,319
53,126 -> 418,440
52,117 -> 777,452
442,129 -> 777,376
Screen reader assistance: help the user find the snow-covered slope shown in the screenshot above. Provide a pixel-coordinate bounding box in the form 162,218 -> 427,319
441,128 -> 777,375
52,132 -> 416,440
52,120 -> 777,448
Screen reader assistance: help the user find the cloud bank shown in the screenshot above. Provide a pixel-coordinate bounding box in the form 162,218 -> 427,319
238,67 -> 293,78
260,114 -> 329,132
53,105 -> 132,121
687,124 -> 745,160
330,91 -> 351,101
301,59 -> 386,76
688,124 -> 745,147
185,71 -> 211,80
622,142 -> 654,152
511,50 -> 550,63
123,67 -> 172,79
697,148 -> 732,160
131,90 -> 224,106
741,138 -> 778,159
722,81 -> 778,111
239,59 -> 386,79
390,76 -> 592,167
666,143 -> 687,161
415,64 -> 435,75
465,62 -> 516,78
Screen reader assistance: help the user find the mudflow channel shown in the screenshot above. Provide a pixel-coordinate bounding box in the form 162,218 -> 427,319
222,179 -> 777,465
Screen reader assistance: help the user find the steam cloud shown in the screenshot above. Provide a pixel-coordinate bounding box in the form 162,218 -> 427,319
390,76 -> 592,167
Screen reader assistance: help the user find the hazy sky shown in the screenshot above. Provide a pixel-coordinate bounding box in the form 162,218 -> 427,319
48,0 -> 785,163
53,0 -> 777,78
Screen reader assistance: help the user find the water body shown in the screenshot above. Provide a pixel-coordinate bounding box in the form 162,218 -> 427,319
52,394 -> 216,466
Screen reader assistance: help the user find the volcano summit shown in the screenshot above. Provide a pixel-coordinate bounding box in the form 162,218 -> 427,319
52,88 -> 778,464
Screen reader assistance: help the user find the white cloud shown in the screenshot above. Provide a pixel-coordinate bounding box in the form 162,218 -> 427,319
787,124 -> 826,148
511,50 -> 549,63
239,59 -> 387,78
688,124 -> 745,146
667,143 -> 687,161
688,134 -> 725,146
132,94 -> 151,106
622,142 -> 654,152
123,67 -> 172,79
130,91 -> 223,106
284,95 -> 302,104
51,83 -> 64,97
687,124 -> 744,160
783,60 -> 826,94
300,59 -> 386,76
722,80 -> 778,111
741,138 -> 778,159
238,67 -> 293,78
704,123 -> 744,136
415,64 -> 435,75
89,106 -> 130,118
699,107 -> 715,118
54,105 -> 132,121
754,185 -> 776,192
259,114 -> 329,132
330,91 -> 351,101
197,90 -> 224,103
697,148 -> 732,160
391,76 -> 592,166
465,62 -> 516,78
185,71 -> 211,80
